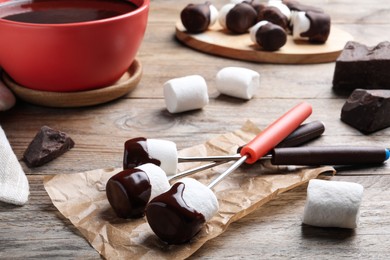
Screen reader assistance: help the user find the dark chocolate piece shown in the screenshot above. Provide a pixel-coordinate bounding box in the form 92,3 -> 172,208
23,126 -> 74,167
255,22 -> 287,51
180,2 -> 211,34
145,182 -> 205,244
257,6 -> 289,30
341,89 -> 390,134
226,2 -> 257,34
333,41 -> 390,92
106,168 -> 152,218
123,137 -> 160,169
301,11 -> 330,43
283,0 -> 323,13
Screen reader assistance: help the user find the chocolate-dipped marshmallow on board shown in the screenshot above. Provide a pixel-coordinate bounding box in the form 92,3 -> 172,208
291,10 -> 331,43
250,21 -> 287,51
180,2 -> 219,33
218,2 -> 257,34
282,0 -> 324,13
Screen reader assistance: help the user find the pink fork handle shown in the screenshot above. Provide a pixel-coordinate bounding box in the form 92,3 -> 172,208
240,102 -> 313,164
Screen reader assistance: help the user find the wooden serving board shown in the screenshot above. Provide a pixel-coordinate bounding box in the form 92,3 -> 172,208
176,21 -> 353,64
3,59 -> 142,108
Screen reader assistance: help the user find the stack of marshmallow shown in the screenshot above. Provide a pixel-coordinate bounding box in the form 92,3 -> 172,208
180,0 -> 331,51
163,67 -> 260,113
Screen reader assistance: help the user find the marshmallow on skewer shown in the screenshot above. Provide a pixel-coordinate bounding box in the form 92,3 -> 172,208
106,163 -> 170,219
302,179 -> 364,229
163,75 -> 209,113
250,21 -> 287,51
218,2 -> 257,34
216,67 -> 260,100
180,2 -> 219,33
123,137 -> 178,176
146,177 -> 219,244
290,10 -> 331,43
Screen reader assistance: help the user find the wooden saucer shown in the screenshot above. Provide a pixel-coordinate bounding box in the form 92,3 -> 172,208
2,59 -> 142,108
176,21 -> 354,64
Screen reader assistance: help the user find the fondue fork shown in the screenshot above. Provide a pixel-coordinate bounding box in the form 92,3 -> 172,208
169,119 -> 325,181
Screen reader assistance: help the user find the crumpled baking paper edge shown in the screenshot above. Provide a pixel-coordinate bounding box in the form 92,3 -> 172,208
43,120 -> 335,259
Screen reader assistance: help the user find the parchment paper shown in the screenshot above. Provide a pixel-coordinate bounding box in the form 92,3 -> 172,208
44,120 -> 335,259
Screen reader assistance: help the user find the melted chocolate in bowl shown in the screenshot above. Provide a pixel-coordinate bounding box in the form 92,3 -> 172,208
0,0 -> 138,24
145,182 -> 206,244
123,137 -> 161,169
106,168 -> 152,219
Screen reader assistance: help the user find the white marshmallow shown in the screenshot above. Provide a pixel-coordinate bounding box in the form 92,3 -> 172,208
209,4 -> 219,26
179,178 -> 219,221
303,179 -> 364,229
249,21 -> 269,44
268,0 -> 291,20
216,67 -> 260,100
146,139 -> 178,176
291,11 -> 310,40
136,163 -> 170,201
218,3 -> 235,29
163,75 -> 209,113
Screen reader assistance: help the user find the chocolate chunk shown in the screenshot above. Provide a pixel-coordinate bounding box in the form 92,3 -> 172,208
283,0 -> 324,13
23,126 -> 74,167
301,11 -> 330,43
341,89 -> 390,134
256,22 -> 287,51
257,6 -> 289,30
333,41 -> 390,92
226,2 -> 257,34
180,2 -> 211,33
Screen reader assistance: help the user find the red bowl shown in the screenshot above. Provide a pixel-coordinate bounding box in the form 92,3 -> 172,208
0,0 -> 149,92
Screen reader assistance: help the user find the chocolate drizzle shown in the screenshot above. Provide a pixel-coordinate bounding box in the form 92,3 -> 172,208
256,22 -> 287,51
106,168 -> 152,218
226,2 -> 257,34
180,2 -> 211,33
301,11 -> 330,43
145,182 -> 206,244
123,137 -> 161,169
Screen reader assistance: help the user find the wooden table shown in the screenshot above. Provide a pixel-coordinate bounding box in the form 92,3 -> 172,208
1,0 -> 390,258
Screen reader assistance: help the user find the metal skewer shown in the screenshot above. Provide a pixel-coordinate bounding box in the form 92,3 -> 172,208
206,102 -> 313,189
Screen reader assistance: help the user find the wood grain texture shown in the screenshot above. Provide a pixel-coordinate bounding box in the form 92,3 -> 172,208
1,0 -> 390,259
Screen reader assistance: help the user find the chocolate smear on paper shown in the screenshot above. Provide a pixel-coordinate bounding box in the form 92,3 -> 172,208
44,120 -> 334,259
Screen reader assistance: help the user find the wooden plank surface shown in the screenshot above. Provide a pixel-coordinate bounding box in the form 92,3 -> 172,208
1,0 -> 390,259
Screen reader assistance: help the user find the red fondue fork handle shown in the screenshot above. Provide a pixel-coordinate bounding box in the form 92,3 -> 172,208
208,102 -> 313,188
240,102 -> 313,164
